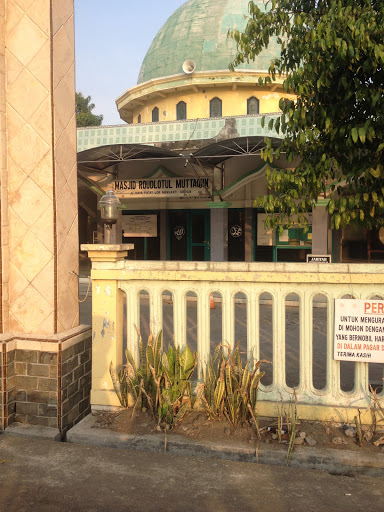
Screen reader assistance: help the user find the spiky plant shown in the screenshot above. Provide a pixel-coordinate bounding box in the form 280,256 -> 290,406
202,343 -> 268,426
155,343 -> 198,428
110,329 -> 198,430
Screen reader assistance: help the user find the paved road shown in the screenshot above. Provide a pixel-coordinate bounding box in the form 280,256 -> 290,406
80,295 -> 384,393
0,435 -> 383,512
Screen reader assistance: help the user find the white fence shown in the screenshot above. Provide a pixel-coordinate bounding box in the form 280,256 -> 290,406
83,245 -> 384,423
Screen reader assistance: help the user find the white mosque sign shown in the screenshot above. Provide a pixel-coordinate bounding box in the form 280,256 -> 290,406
334,299 -> 384,363
114,178 -> 212,199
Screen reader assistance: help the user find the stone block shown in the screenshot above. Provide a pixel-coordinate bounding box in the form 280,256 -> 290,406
26,415 -> 50,427
39,352 -> 57,365
49,365 -> 57,378
78,397 -> 90,414
6,350 -> 15,363
61,356 -> 78,376
67,380 -> 78,398
48,417 -> 58,428
84,360 -> 91,374
16,375 -> 38,390
27,390 -> 50,404
38,378 -> 57,392
61,345 -> 74,362
6,362 -> 15,377
27,363 -> 50,377
68,390 -> 83,410
6,388 -> 23,403
6,375 -> 16,389
79,373 -> 91,389
84,383 -> 91,397
49,392 -> 57,405
73,341 -> 85,356
61,399 -> 70,415
62,406 -> 79,427
16,402 -> 39,416
38,404 -> 58,417
61,388 -> 67,401
73,364 -> 84,381
7,402 -> 16,415
61,372 -> 73,389
15,350 -> 38,363
15,362 -> 27,375
80,350 -> 90,364
7,389 -> 26,402
85,337 -> 92,351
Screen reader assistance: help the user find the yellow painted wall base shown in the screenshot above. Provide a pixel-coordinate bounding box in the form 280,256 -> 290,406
91,389 -> 122,409
256,401 -> 382,427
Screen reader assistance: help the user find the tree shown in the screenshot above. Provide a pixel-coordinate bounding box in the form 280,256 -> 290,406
76,92 -> 103,127
230,0 -> 384,230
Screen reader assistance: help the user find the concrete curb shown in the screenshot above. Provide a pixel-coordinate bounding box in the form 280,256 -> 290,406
67,414 -> 384,476
4,422 -> 62,441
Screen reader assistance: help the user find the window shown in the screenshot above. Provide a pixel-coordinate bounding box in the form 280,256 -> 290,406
137,114 -> 141,123
247,97 -> 259,115
176,101 -> 187,120
152,107 -> 159,122
210,97 -> 222,118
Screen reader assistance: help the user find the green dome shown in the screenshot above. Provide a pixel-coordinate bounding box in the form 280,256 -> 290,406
137,0 -> 280,84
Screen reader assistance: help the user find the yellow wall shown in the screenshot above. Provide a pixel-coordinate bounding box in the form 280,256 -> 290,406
133,86 -> 295,123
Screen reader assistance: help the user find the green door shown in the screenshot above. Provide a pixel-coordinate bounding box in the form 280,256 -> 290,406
168,210 -> 210,261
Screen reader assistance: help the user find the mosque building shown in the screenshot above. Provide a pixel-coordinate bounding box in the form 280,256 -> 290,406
77,0 -> 382,264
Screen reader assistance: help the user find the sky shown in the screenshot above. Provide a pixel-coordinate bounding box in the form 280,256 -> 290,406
74,0 -> 187,126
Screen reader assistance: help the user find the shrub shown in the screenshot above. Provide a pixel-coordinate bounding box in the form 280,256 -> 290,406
110,329 -> 198,430
202,343 -> 268,427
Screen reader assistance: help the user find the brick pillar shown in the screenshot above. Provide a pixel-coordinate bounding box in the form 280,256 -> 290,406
0,1 -> 91,433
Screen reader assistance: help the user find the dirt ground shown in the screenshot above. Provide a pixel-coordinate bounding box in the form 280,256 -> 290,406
92,408 -> 384,455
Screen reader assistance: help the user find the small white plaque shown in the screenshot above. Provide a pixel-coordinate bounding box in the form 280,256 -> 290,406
334,299 -> 384,363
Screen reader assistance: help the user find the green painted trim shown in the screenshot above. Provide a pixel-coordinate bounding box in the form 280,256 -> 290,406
78,177 -> 105,197
144,165 -> 178,178
77,115 -> 281,152
316,198 -> 330,207
218,163 -> 279,195
206,201 -> 232,209
167,209 -> 210,261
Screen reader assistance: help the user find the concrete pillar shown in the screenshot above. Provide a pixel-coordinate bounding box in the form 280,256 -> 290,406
0,1 -> 91,432
312,206 -> 329,255
245,207 -> 253,262
0,0 -> 7,334
81,245 -> 132,409
210,208 -> 228,262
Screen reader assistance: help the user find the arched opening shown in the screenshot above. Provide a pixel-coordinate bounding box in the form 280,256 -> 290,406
259,292 -> 273,386
152,107 -> 159,122
247,96 -> 259,115
312,294 -> 328,390
210,97 -> 222,118
176,101 -> 187,120
285,293 -> 300,388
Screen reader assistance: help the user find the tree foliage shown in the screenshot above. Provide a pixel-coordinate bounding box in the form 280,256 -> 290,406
76,92 -> 103,127
230,0 -> 384,230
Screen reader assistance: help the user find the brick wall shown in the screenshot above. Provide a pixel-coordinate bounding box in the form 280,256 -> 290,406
7,349 -> 58,428
0,347 -> 3,429
0,328 -> 92,433
61,336 -> 92,433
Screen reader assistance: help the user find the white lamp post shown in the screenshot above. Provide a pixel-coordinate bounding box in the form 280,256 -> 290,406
98,190 -> 121,244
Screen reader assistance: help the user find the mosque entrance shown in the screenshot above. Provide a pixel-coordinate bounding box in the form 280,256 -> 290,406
168,210 -> 210,261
